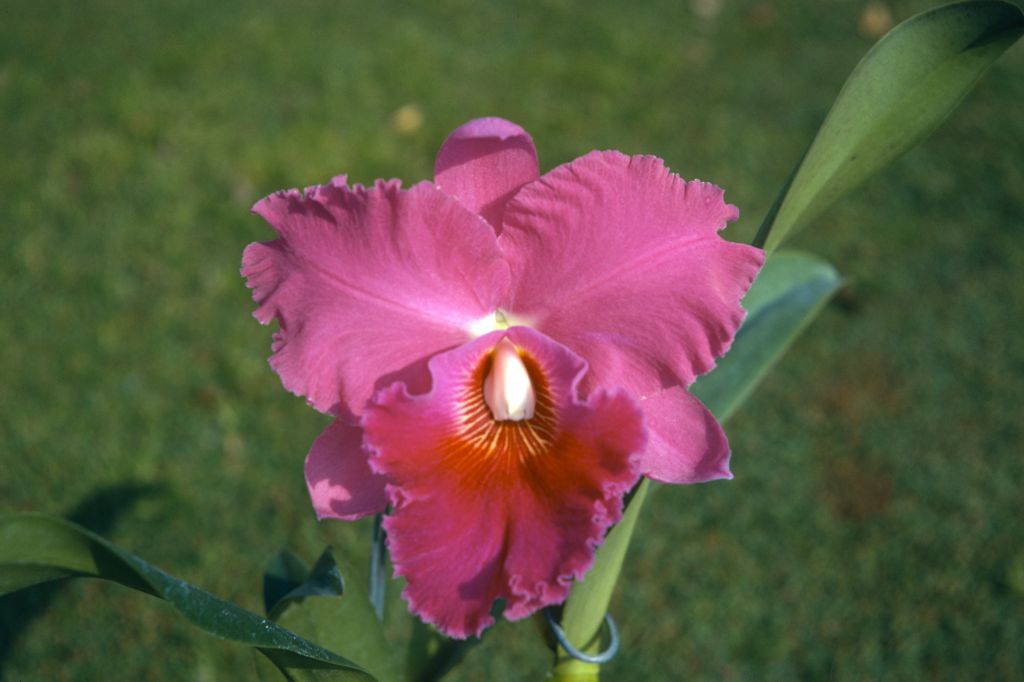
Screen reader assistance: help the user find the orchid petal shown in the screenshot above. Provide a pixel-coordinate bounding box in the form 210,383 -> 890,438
305,417 -> 388,520
362,327 -> 645,638
242,179 -> 510,415
499,151 -> 764,397
434,117 -> 539,233
640,387 -> 731,484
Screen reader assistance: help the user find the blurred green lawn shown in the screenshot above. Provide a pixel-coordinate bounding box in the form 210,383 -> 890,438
2,0 -> 1022,679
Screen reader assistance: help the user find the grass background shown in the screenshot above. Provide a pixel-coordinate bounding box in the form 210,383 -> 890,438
1,0 -> 1022,679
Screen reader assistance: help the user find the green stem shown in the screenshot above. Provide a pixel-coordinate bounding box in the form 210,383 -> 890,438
549,479 -> 651,680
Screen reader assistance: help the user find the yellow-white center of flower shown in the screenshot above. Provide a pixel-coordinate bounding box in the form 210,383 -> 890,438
468,309 -> 533,338
482,338 -> 536,421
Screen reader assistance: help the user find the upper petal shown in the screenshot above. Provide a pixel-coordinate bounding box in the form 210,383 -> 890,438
362,326 -> 645,638
434,118 -> 539,233
242,179 -> 510,414
640,386 -> 731,484
499,151 -> 765,397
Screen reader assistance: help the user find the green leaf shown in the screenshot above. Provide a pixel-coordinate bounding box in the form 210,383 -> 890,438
755,0 -> 1024,252
264,549 -> 317,617
266,549 -> 346,620
0,512 -> 376,681
266,548 -> 401,682
552,250 -> 842,678
691,250 -> 843,421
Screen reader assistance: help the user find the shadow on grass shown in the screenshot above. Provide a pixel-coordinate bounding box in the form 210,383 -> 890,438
0,482 -> 166,668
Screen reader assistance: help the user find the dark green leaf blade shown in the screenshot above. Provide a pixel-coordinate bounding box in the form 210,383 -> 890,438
0,512 -> 375,681
264,549 -> 315,617
268,548 -> 400,682
692,250 -> 842,421
756,0 -> 1024,252
267,548 -> 346,621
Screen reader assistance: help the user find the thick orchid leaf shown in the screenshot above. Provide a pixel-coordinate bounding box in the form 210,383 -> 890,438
265,548 -> 346,620
264,549 -> 316,617
0,512 -> 375,681
691,250 -> 843,421
265,548 -> 400,682
755,0 -> 1024,252
555,250 -> 841,677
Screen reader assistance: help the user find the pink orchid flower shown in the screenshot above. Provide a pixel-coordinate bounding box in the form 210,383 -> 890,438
242,118 -> 764,638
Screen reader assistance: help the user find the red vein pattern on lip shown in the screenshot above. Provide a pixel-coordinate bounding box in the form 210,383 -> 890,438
440,346 -> 556,490
363,327 -> 646,638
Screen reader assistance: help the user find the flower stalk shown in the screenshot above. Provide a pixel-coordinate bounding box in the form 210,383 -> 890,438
550,479 -> 651,680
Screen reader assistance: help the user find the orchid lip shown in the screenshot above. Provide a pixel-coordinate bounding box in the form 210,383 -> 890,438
361,326 -> 647,638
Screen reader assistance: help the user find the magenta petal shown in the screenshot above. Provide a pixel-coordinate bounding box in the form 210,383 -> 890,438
242,179 -> 510,415
305,417 -> 388,520
500,151 -> 765,397
640,387 -> 731,484
434,118 -> 539,233
362,327 -> 645,638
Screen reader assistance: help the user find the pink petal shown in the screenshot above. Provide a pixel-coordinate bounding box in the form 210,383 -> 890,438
305,417 -> 388,520
242,179 -> 510,415
640,387 -> 731,484
362,326 -> 645,638
434,118 -> 539,233
499,151 -> 765,397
